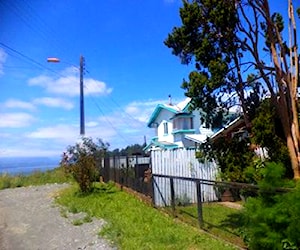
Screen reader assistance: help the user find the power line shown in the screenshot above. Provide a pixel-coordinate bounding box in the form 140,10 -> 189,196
83,70 -> 148,146
0,0 -> 64,56
84,70 -> 146,127
0,42 -> 61,77
88,94 -> 132,146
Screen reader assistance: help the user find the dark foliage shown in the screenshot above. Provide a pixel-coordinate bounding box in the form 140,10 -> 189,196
61,137 -> 109,193
242,162 -> 299,250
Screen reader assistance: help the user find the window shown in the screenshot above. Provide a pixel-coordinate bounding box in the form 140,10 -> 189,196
163,122 -> 168,135
173,117 -> 193,130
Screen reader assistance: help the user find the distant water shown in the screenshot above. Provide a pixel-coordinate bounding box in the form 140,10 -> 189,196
0,157 -> 60,175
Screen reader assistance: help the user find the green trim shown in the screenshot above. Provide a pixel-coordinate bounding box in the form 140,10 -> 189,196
170,113 -> 194,120
147,104 -> 178,127
143,139 -> 178,151
182,102 -> 192,112
172,129 -> 195,135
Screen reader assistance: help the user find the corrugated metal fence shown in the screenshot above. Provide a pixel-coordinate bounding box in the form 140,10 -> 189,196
151,148 -> 218,206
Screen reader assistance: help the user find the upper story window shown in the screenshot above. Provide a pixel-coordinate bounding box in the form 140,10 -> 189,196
163,122 -> 168,135
173,116 -> 193,130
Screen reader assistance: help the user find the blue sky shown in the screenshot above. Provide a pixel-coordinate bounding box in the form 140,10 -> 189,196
0,0 -> 193,157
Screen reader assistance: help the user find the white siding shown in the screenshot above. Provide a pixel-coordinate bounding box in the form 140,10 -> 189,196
156,109 -> 174,143
151,148 -> 218,206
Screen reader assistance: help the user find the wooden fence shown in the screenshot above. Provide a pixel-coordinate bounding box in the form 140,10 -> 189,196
151,148 -> 218,206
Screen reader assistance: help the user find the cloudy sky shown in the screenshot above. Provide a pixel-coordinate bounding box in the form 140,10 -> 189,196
0,0 -> 193,157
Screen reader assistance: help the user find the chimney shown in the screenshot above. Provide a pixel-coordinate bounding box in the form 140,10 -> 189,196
168,94 -> 172,105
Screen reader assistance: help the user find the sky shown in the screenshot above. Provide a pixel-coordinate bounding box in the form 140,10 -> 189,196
0,0 -> 193,158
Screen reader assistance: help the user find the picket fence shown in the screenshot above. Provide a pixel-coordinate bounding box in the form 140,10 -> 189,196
151,148 -> 218,206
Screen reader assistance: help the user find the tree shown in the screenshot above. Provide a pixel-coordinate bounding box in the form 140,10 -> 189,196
165,0 -> 300,179
107,143 -> 148,157
252,99 -> 293,178
61,137 -> 109,192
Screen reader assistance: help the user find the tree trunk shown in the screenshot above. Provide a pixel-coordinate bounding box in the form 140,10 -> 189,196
286,129 -> 300,179
261,0 -> 300,179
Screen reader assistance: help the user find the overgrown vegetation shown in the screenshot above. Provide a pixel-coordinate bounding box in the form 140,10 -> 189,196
61,137 -> 108,193
56,182 -> 236,250
242,162 -> 299,249
165,0 -> 300,178
199,136 -> 257,182
164,202 -> 245,248
198,98 -> 293,184
0,167 -> 72,190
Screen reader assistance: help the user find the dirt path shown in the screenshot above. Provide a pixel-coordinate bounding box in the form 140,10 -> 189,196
0,184 -> 116,250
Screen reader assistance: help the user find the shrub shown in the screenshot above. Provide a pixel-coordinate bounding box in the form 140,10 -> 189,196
242,162 -> 299,249
0,174 -> 11,189
61,137 -> 109,193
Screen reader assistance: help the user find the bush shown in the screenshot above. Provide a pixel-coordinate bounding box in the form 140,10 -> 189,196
242,162 -> 299,249
61,137 -> 109,193
0,174 -> 11,189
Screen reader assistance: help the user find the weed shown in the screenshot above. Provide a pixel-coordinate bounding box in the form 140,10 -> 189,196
60,208 -> 68,218
72,219 -> 83,226
83,215 -> 92,223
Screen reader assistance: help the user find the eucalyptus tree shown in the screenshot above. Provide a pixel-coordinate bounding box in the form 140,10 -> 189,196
165,0 -> 300,179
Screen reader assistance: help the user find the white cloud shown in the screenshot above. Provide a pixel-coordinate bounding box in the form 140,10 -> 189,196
124,99 -> 166,123
28,69 -> 112,97
28,75 -> 52,86
0,97 -> 177,156
84,78 -> 113,96
26,124 -> 78,141
0,148 -> 63,158
0,113 -> 35,128
0,48 -> 7,76
25,122 -> 117,150
3,99 -> 36,111
33,97 -> 74,110
86,121 -> 98,127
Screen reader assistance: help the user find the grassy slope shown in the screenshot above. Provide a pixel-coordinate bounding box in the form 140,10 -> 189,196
175,204 -> 245,248
57,183 -> 237,250
0,167 -> 72,189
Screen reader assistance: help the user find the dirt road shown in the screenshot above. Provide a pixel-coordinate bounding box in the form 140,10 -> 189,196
0,184 -> 115,250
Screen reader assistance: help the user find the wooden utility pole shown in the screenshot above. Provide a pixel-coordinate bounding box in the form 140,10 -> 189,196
79,55 -> 85,136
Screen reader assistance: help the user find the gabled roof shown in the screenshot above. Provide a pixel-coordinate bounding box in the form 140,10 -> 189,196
147,98 -> 191,127
210,116 -> 245,141
143,140 -> 178,151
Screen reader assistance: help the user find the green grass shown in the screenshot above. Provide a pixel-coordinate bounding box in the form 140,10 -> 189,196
174,203 -> 245,248
72,219 -> 84,226
56,182 -> 237,250
0,167 -> 73,190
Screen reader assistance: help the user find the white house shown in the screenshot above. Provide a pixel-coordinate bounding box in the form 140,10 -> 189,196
145,97 -> 214,151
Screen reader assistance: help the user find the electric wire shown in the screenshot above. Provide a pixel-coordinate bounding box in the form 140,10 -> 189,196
0,42 -> 59,75
0,0 -> 64,56
0,1 -> 147,148
84,70 -> 147,127
86,92 -> 132,146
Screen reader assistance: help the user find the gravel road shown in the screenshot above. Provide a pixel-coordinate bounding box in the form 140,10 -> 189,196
0,183 -> 116,250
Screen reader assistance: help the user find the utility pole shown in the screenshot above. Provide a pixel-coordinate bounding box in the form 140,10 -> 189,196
48,55 -> 86,136
79,55 -> 85,136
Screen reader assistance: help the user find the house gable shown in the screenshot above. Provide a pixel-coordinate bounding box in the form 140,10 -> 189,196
147,104 -> 177,128
147,98 -> 191,128
145,98 -> 213,151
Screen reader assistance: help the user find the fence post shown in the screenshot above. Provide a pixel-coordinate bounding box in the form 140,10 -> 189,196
151,175 -> 155,207
170,177 -> 176,216
125,156 -> 129,186
196,180 -> 204,228
103,156 -> 110,182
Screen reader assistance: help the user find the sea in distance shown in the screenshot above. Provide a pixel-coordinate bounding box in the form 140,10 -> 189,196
0,157 -> 61,175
